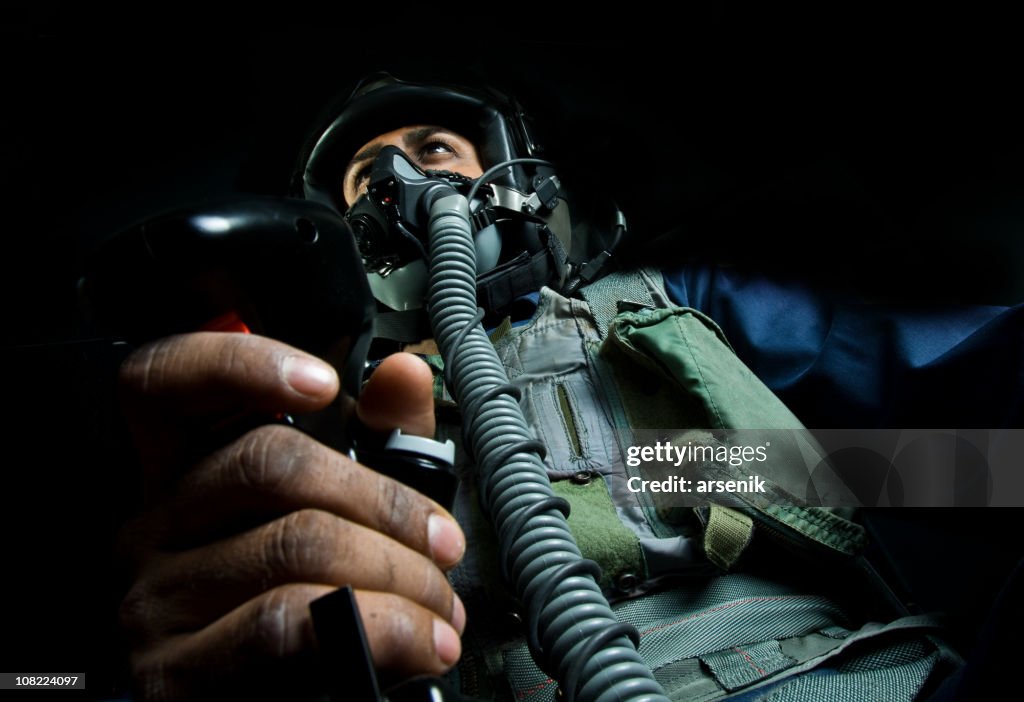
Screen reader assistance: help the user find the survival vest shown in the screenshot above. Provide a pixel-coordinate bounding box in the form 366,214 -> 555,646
417,268 -> 961,701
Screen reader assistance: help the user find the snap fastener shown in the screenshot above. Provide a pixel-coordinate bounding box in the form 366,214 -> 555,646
571,470 -> 593,485
616,572 -> 640,592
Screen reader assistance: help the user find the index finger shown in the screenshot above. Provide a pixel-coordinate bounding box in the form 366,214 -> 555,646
120,332 -> 339,418
119,332 -> 341,489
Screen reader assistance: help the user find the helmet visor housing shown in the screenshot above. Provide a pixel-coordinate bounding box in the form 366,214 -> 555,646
302,75 -> 540,211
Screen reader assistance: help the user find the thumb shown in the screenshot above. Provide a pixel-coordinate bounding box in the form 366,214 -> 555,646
356,352 -> 436,438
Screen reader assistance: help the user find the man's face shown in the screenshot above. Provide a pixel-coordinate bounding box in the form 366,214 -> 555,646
342,125 -> 484,207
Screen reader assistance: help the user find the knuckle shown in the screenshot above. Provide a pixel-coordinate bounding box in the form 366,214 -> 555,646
219,334 -> 259,381
119,580 -> 157,642
373,476 -> 416,539
360,593 -> 431,672
247,587 -> 302,659
366,593 -> 409,642
117,333 -> 266,398
263,509 -> 337,578
379,598 -> 416,646
230,424 -> 310,493
417,563 -> 452,616
119,339 -> 171,396
431,565 -> 453,605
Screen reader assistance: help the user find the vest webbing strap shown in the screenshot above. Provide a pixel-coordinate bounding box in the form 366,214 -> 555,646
703,503 -> 755,571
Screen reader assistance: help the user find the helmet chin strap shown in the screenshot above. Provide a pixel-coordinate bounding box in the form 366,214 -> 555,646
480,184 -> 573,259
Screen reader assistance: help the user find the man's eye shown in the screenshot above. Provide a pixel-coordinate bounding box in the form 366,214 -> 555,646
419,140 -> 456,160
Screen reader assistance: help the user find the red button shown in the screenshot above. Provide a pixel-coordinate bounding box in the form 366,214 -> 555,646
200,310 -> 251,334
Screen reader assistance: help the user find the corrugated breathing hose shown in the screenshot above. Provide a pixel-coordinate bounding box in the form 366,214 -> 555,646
423,186 -> 670,702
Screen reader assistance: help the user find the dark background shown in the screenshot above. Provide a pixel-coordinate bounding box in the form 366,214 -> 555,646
5,7 -> 1024,349
1,7 -> 1022,699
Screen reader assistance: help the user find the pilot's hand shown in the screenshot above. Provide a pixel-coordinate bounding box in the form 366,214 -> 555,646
116,333 -> 464,700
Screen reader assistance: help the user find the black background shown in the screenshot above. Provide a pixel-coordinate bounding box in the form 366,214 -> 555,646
2,7 -> 1022,699
5,7 -> 1024,348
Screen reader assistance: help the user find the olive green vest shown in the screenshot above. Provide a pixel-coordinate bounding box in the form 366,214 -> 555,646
421,269 -> 959,701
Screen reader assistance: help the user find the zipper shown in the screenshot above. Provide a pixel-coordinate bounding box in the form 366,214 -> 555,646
554,382 -> 583,458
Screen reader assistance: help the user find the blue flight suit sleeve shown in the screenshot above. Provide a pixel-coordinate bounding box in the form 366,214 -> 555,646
662,263 -> 1023,427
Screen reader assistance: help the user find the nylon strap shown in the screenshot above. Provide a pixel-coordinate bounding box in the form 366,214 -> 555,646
703,503 -> 755,571
476,249 -> 552,314
373,309 -> 432,343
